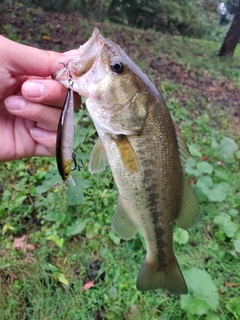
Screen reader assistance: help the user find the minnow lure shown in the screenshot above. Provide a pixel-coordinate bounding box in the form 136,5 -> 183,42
55,62 -> 80,187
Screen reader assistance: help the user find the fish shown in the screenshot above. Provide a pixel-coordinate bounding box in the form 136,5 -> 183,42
53,28 -> 200,294
55,73 -> 76,187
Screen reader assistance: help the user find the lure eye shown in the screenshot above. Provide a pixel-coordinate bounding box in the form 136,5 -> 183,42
110,61 -> 124,74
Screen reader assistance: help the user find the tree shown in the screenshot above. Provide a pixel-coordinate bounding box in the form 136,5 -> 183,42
218,0 -> 240,56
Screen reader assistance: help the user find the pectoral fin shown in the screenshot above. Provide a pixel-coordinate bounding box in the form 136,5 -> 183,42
89,139 -> 109,174
112,197 -> 137,240
113,136 -> 140,174
176,179 -> 200,230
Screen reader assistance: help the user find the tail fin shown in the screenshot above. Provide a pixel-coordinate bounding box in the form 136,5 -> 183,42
136,257 -> 188,295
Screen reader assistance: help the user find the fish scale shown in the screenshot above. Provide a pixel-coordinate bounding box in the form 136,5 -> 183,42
54,27 -> 200,294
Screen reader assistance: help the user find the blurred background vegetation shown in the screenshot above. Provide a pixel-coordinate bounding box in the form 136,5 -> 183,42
0,0 -> 238,38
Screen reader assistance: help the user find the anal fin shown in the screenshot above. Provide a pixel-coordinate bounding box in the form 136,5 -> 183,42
112,197 -> 137,240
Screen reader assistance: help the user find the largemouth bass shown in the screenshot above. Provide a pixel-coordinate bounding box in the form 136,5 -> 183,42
53,28 -> 199,294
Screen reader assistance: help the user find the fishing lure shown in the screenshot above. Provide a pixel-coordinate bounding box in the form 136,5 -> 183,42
55,62 -> 80,187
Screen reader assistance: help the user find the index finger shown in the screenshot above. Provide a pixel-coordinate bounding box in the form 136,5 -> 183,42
0,35 -> 69,77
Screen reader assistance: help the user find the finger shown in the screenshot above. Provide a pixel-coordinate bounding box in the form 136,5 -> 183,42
21,79 -> 82,109
4,96 -> 61,131
30,128 -> 56,156
0,35 -> 70,77
21,79 -> 67,107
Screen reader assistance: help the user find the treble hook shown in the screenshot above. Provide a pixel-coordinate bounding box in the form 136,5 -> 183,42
71,152 -> 83,172
57,60 -> 74,88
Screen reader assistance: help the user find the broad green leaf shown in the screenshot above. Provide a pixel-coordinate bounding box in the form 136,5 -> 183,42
65,183 -> 84,206
2,223 -> 14,235
66,219 -> 89,237
36,170 -> 59,194
214,213 -> 237,238
188,144 -> 202,157
229,209 -> 238,217
234,238 -> 240,253
207,183 -> 230,202
174,228 -> 189,245
196,176 -> 213,194
196,161 -> 213,174
219,137 -> 238,161
235,150 -> 240,160
109,230 -> 121,245
211,138 -> 219,149
214,230 -> 226,242
181,294 -> 209,315
46,234 -> 64,248
185,158 -> 200,176
44,211 -> 66,224
214,170 -> 228,181
180,268 -> 219,316
58,273 -> 69,286
223,221 -> 237,238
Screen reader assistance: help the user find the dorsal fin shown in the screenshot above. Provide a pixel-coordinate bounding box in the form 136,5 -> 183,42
174,123 -> 190,170
174,124 -> 200,229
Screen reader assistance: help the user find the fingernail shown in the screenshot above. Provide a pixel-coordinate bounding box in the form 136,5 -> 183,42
4,96 -> 27,110
22,81 -> 45,98
30,127 -> 49,138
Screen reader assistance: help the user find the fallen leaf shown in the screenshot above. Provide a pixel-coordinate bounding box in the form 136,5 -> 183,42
82,281 -> 94,292
225,282 -> 238,288
42,35 -> 51,40
58,273 -> 69,286
189,178 -> 195,185
13,236 -> 36,252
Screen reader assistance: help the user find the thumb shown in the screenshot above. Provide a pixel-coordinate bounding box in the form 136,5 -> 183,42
0,35 -> 68,77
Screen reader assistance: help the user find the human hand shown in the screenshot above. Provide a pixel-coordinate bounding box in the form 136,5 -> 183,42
0,35 -> 80,162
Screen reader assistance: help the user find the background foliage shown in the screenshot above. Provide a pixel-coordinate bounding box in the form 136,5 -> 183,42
0,1 -> 240,320
0,0 -> 233,37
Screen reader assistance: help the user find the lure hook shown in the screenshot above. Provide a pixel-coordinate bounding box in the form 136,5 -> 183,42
71,152 -> 83,172
57,60 -> 74,88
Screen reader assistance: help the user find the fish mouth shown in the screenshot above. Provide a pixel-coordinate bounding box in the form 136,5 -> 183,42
52,28 -> 104,87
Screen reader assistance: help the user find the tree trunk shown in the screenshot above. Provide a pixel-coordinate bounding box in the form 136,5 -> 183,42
218,1 -> 240,56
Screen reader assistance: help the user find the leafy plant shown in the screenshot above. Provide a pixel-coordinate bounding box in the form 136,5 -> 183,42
186,136 -> 239,203
180,268 -> 219,318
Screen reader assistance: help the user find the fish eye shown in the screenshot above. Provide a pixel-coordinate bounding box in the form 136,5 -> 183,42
110,61 -> 124,74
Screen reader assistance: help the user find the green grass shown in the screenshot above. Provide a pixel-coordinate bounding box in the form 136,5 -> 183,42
1,8 -> 240,320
